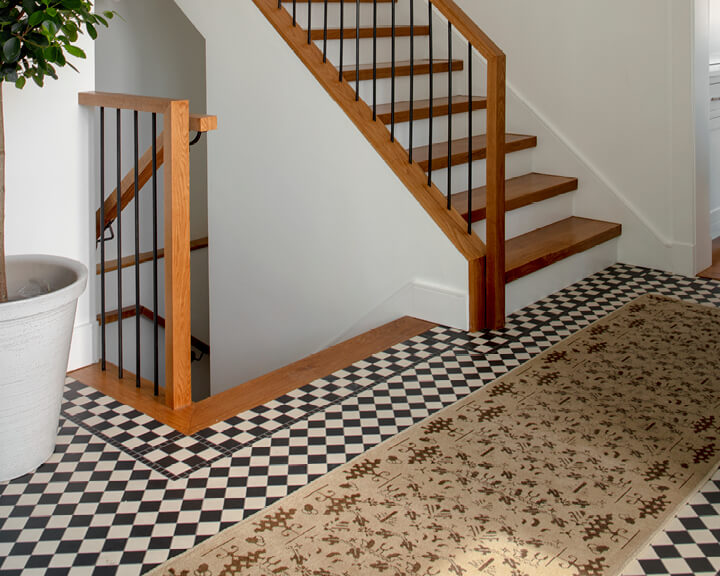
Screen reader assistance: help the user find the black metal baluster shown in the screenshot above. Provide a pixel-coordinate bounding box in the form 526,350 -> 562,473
409,0 -> 414,163
152,113 -> 159,396
308,0 -> 312,44
323,0 -> 328,61
293,0 -> 297,26
372,0 -> 377,120
355,0 -> 360,100
427,1 -> 433,185
467,42 -> 472,234
339,0 -> 345,80
390,0 -> 396,141
100,107 -> 106,371
447,21 -> 452,208
116,108 -> 123,379
134,111 -> 140,388
278,0 -> 281,8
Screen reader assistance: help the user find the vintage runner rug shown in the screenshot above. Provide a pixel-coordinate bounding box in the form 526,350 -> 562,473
149,294 -> 720,576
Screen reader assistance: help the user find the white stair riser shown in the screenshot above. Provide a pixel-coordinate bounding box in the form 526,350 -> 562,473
429,148 -> 534,196
314,37 -> 428,65
506,240 -> 619,315
353,70 -> 465,104
472,193 -> 574,242
389,111 -> 486,149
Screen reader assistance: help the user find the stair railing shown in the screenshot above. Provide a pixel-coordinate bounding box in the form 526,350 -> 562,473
79,92 -> 198,410
276,0 -> 506,329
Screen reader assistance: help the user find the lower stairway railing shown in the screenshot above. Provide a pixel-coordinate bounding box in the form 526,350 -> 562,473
79,91 -> 217,410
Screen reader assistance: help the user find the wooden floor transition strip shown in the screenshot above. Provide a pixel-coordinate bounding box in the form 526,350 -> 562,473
698,236 -> 720,280
148,294 -> 720,576
70,316 -> 436,435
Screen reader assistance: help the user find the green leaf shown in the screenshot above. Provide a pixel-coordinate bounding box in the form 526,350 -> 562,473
26,31 -> 49,46
31,73 -> 42,87
15,75 -> 25,89
85,21 -> 95,39
60,0 -> 83,10
27,10 -> 45,27
22,0 -> 37,14
3,36 -> 20,61
64,44 -> 84,59
45,7 -> 56,17
40,19 -> 58,37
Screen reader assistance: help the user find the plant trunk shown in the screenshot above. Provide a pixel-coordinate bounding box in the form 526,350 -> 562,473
0,83 -> 6,303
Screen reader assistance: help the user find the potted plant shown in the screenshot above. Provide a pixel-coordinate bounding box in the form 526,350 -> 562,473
0,1 -> 113,482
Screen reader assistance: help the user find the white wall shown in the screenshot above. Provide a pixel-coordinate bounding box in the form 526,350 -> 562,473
710,0 -> 720,237
711,0 -> 720,63
4,36 -> 95,371
175,0 -> 468,395
455,0 -> 706,274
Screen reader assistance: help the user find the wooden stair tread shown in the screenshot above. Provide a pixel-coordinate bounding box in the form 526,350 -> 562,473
413,133 -> 537,172
342,58 -> 463,82
311,26 -> 427,41
505,217 -> 622,283
97,237 -> 208,274
452,173 -> 578,222
377,95 -> 487,124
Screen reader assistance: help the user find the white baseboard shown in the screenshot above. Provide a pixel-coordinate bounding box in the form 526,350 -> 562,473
68,321 -> 95,372
711,207 -> 720,239
409,282 -> 468,330
327,281 -> 469,348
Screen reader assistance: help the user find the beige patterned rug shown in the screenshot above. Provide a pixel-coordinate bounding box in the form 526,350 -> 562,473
149,294 -> 720,576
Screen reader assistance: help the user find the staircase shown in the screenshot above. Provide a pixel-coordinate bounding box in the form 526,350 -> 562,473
253,0 -> 621,330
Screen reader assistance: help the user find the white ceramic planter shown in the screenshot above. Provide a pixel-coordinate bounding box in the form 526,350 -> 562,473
0,255 -> 87,482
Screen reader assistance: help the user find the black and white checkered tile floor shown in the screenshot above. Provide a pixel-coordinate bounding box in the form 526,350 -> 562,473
1,263 -> 719,575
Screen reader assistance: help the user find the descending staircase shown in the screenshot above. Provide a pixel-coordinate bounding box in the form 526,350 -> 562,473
252,0 -> 621,330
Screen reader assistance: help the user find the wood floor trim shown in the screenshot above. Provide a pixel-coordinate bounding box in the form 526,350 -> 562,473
70,316 -> 436,435
698,237 -> 720,280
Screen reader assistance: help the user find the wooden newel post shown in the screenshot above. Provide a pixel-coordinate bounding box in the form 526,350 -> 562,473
485,54 -> 506,329
163,100 -> 192,409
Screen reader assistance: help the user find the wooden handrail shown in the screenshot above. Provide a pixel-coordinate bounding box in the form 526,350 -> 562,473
80,91 -> 195,410
96,133 -> 164,239
79,91 -> 176,114
95,114 -> 217,239
430,0 -> 504,61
